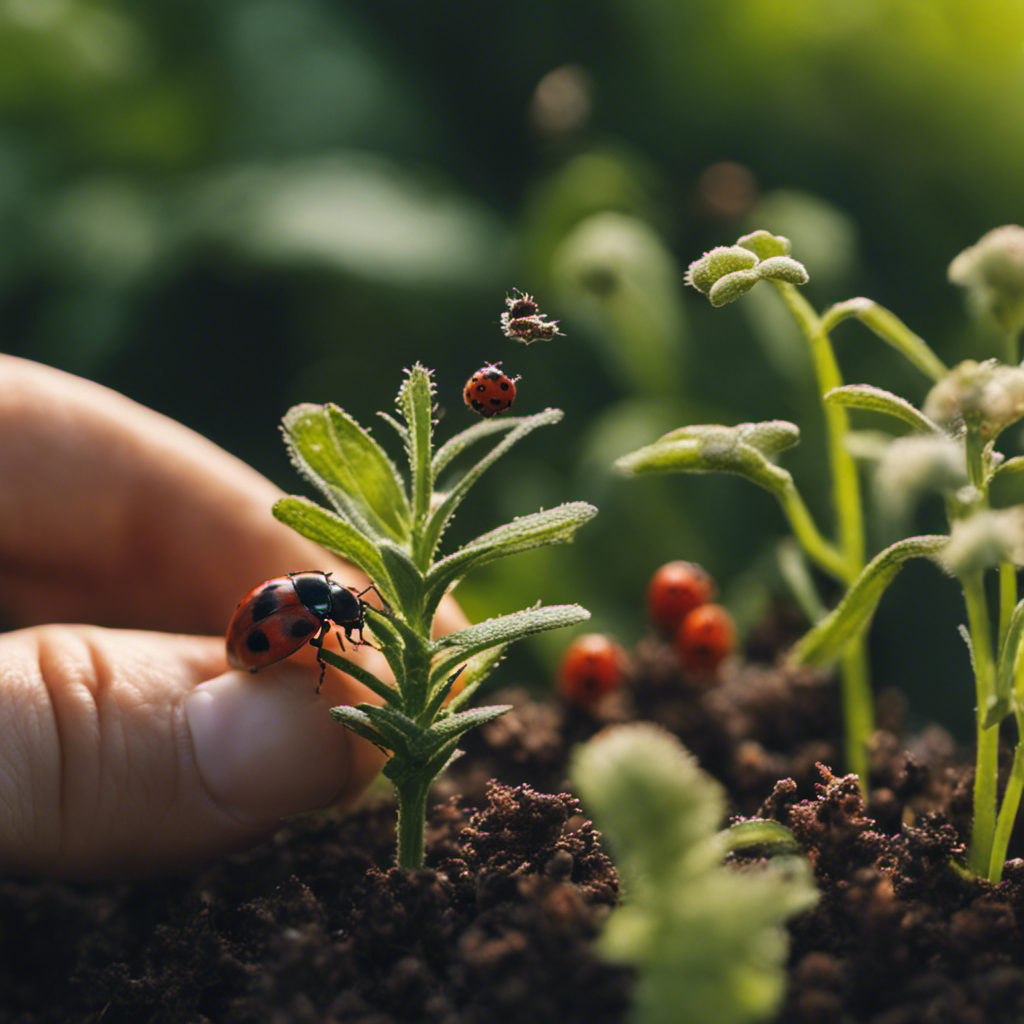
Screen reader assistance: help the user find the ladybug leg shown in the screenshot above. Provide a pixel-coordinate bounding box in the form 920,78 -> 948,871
350,583 -> 391,614
308,619 -> 332,693
345,625 -> 378,650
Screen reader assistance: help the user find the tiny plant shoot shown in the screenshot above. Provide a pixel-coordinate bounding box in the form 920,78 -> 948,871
274,363 -> 594,868
617,225 -> 1024,882
572,724 -> 817,1024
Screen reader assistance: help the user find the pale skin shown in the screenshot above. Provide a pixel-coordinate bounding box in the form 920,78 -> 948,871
0,355 -> 467,880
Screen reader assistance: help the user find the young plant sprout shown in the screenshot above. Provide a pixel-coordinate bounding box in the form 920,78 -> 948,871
272,362 -> 594,868
572,723 -> 817,1024
618,226 -> 1024,882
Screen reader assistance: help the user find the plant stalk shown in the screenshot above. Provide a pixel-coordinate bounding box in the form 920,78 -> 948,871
988,730 -> 1024,884
964,571 -> 999,874
394,777 -> 430,869
776,283 -> 872,789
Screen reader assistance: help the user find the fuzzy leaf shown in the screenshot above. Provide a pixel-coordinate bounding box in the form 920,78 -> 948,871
378,541 -> 426,624
615,422 -> 795,498
572,724 -> 817,1024
422,502 -> 598,618
412,704 -> 513,761
319,649 -> 401,706
432,414 -> 537,477
272,496 -> 393,598
824,385 -> 942,435
420,408 -> 564,562
281,404 -> 410,541
821,298 -> 948,383
791,535 -> 949,668
441,645 -> 509,713
429,603 -> 590,683
737,230 -> 792,260
397,364 -> 436,522
757,255 -> 809,286
991,598 -> 1024,727
328,705 -> 393,753
330,703 -> 417,757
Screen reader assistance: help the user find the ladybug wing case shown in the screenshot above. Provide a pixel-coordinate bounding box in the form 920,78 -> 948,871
226,603 -> 321,671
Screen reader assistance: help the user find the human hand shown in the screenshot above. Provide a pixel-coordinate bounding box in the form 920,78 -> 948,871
0,356 -> 467,880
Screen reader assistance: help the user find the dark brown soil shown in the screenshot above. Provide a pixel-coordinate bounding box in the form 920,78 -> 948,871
5,615 -> 1024,1024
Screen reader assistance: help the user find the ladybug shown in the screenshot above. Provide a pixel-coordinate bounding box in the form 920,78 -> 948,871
463,363 -> 518,417
226,571 -> 385,691
557,633 -> 629,708
674,603 -> 735,676
647,561 -> 715,636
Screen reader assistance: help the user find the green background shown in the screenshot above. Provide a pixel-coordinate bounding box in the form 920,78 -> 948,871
4,0 -> 1024,735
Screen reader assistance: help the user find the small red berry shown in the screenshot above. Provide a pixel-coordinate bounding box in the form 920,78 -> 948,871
647,561 -> 715,635
675,604 -> 735,675
558,633 -> 628,707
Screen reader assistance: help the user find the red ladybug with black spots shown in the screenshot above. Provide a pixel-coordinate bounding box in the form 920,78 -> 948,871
463,363 -> 518,417
226,570 -> 384,691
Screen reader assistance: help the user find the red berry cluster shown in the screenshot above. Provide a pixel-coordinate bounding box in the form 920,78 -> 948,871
647,561 -> 735,675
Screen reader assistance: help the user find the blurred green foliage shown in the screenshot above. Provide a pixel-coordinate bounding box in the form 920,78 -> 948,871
4,0 -> 1024,731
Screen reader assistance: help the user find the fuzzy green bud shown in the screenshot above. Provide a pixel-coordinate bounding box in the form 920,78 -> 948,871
873,435 -> 967,524
686,235 -> 808,307
923,359 -> 1024,439
949,226 -> 1024,335
686,245 -> 759,295
737,229 -> 792,261
941,507 -> 1024,577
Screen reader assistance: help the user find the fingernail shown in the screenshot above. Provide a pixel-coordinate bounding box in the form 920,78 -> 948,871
184,667 -> 350,825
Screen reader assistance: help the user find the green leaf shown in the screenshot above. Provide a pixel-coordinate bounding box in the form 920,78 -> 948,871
281,403 -> 410,541
615,422 -> 796,498
737,230 -> 792,260
821,298 -> 948,383
318,649 -> 401,706
422,502 -> 598,619
718,819 -> 802,856
992,598 -> 1024,726
443,645 -> 509,713
328,705 -> 391,753
429,603 -> 590,684
824,384 -> 943,434
791,535 -> 949,668
420,407 -> 564,563
397,363 -> 436,521
378,541 -> 426,623
272,496 -> 393,598
412,703 -> 513,761
432,414 -> 536,477
329,702 -> 417,757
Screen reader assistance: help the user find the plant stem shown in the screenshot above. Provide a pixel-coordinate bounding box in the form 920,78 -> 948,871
1003,326 -> 1021,366
776,283 -> 872,789
988,730 -> 1024,883
779,484 -> 849,581
964,571 -> 999,874
840,642 -> 872,787
394,777 -> 430,869
1000,562 -> 1018,652
777,285 -> 865,575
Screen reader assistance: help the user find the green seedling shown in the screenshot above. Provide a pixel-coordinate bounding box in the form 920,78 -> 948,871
572,723 -> 817,1024
617,225 -> 1024,882
274,363 -> 594,868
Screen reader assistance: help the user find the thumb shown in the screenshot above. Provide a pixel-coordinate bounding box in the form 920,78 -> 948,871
1,625 -> 386,880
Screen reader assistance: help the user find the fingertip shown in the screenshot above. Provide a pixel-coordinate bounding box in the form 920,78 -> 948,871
184,665 -> 380,827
